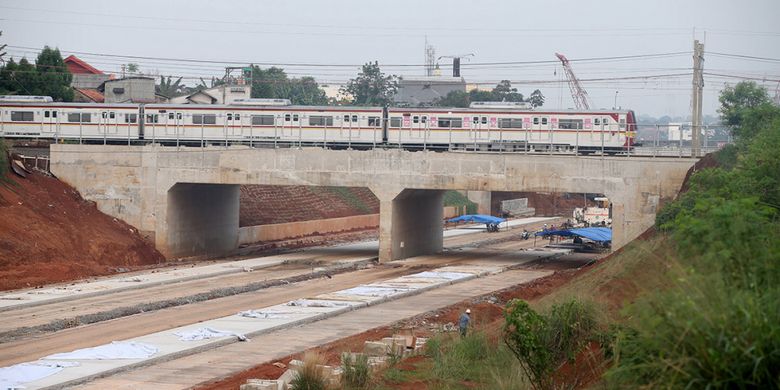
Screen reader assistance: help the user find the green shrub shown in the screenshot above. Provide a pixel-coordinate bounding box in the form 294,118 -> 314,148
341,353 -> 370,389
608,278 -> 780,389
503,298 -> 599,390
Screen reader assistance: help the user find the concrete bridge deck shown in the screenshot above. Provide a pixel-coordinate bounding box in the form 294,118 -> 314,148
50,145 -> 696,261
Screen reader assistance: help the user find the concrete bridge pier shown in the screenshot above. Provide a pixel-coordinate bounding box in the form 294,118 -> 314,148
374,188 -> 445,262
166,183 -> 240,257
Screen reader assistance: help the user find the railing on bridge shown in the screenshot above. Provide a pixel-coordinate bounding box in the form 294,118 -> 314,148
24,122 -> 731,158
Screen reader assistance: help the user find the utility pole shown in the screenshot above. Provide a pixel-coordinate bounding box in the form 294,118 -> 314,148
691,40 -> 704,157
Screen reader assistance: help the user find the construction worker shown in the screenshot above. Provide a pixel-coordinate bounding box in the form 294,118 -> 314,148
459,308 -> 471,337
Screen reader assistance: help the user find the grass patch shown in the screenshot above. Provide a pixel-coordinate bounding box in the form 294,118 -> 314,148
325,187 -> 372,214
289,352 -> 328,390
443,190 -> 478,215
341,353 -> 371,389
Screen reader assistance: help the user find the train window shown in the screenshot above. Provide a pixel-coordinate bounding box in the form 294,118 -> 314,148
533,117 -> 539,125
234,113 -> 240,121
421,116 -> 427,124
102,112 -> 108,119
309,115 -> 333,126
81,113 -> 92,123
227,113 -> 233,121
472,116 -> 479,124
177,113 -> 182,120
438,117 -> 462,128
390,117 -> 401,128
52,111 -> 57,118
541,118 -> 548,125
481,117 -> 487,124
413,116 -> 419,124
109,112 -> 115,119
169,113 -> 175,120
368,116 -> 380,127
343,115 -> 350,122
192,114 -> 203,124
44,111 -> 50,118
498,118 -> 523,128
11,111 -> 34,122
594,118 -> 601,126
352,115 -> 358,123
293,114 -> 299,122
67,113 -> 81,123
125,114 -> 137,123
203,114 -> 216,124
284,114 -> 291,122
602,117 -> 609,124
251,115 -> 275,125
558,119 -> 583,130
146,114 -> 159,124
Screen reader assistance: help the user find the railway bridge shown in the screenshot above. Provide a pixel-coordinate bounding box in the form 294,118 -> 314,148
50,144 -> 696,261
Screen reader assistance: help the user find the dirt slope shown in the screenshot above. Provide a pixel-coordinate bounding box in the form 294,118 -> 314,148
0,171 -> 164,291
239,185 -> 378,227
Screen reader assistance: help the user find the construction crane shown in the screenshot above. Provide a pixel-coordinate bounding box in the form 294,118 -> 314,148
555,53 -> 592,110
437,53 -> 474,77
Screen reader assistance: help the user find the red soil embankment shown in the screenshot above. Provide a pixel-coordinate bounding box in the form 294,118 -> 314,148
0,170 -> 164,291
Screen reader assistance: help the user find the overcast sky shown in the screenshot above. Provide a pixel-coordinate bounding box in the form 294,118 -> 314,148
2,0 -> 779,117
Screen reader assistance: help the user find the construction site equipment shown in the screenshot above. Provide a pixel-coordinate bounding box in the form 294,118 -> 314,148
555,53 -> 592,110
573,197 -> 611,226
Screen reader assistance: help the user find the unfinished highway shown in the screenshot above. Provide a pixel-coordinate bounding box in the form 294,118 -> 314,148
0,217 -> 579,389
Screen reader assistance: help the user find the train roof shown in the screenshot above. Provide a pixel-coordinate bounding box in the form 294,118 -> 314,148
1,100 -> 634,116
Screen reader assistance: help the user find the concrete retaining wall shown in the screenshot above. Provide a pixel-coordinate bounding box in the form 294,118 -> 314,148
238,214 -> 379,245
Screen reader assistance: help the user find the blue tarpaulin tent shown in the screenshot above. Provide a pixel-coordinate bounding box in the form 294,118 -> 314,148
447,215 -> 506,225
535,227 -> 612,243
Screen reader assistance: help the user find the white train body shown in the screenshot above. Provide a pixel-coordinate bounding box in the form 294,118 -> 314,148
0,98 -> 637,152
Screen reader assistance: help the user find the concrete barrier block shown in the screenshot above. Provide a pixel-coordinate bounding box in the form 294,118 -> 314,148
240,379 -> 279,390
364,340 -> 389,356
277,369 -> 296,390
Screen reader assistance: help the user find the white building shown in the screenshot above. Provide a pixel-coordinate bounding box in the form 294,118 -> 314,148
169,84 -> 251,105
667,122 -> 692,141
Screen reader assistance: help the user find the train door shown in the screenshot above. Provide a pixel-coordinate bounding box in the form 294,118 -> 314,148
341,113 -> 358,142
165,112 -> 183,138
282,112 -> 297,137
99,111 -> 118,137
42,109 -> 59,136
410,115 -> 425,139
226,112 -> 243,138
472,115 -> 488,141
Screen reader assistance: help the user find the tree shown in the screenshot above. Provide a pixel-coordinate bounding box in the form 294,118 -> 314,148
35,46 -> 73,101
341,61 -> 398,106
125,63 -> 140,74
0,58 -> 38,96
250,66 -> 327,105
528,89 -> 545,108
435,90 -> 470,108
156,75 -> 184,97
251,66 -> 288,99
492,80 -> 524,102
718,81 -> 779,142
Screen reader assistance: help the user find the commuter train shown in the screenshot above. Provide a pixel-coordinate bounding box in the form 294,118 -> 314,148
0,96 -> 637,153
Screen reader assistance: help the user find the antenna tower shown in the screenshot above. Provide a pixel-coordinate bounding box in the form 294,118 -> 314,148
424,38 -> 436,76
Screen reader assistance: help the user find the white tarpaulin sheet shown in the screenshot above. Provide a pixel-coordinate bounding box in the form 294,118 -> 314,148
44,341 -> 158,360
174,327 -> 247,342
238,310 -> 292,319
405,271 -> 472,280
335,286 -> 412,297
287,299 -> 354,308
0,361 -> 79,390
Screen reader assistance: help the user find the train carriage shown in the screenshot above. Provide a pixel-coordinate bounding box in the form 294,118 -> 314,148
0,97 -> 140,141
0,96 -> 636,153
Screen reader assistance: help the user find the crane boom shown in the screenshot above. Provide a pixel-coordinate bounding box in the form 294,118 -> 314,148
555,53 -> 591,110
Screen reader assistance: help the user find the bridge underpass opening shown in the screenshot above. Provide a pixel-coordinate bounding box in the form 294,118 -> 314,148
381,189 -> 446,261
237,184 -> 379,257
167,183 -> 240,258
